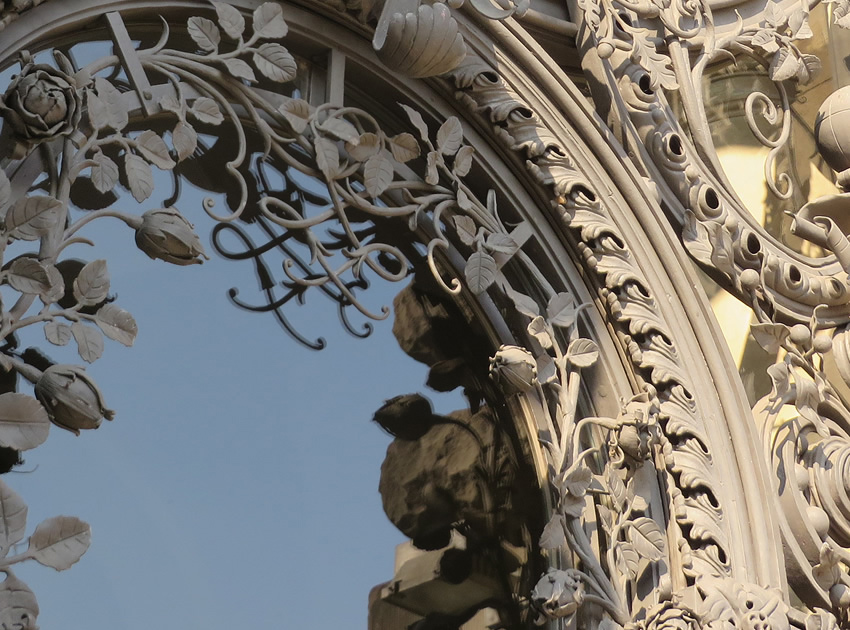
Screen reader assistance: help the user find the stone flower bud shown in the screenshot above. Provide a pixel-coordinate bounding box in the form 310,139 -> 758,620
135,207 -> 209,266
34,365 -> 114,435
618,424 -> 650,461
531,568 -> 585,622
0,61 -> 81,145
489,345 -> 536,393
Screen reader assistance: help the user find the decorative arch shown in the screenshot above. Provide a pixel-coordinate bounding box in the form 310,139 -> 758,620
0,0 -> 847,628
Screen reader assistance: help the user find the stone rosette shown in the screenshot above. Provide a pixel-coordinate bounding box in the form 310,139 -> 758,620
0,60 -> 81,146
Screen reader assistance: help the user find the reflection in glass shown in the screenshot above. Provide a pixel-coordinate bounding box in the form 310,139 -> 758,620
699,5 -> 850,404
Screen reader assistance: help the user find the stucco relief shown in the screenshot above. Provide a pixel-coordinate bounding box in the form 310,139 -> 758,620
1,0 -> 849,628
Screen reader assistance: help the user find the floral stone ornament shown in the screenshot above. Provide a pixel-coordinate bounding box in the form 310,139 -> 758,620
133,208 -> 209,266
34,365 -> 115,435
0,52 -> 81,157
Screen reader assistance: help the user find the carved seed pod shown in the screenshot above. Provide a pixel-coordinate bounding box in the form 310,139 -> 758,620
373,1 -> 467,78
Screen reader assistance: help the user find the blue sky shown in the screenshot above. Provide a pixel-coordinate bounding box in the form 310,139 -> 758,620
0,37 -> 473,628
6,202 -> 464,628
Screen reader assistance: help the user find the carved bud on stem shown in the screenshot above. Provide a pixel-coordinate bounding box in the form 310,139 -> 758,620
531,568 -> 585,623
134,207 -> 209,266
34,365 -> 114,435
489,345 -> 536,394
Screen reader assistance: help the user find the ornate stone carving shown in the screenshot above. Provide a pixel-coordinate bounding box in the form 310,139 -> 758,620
3,0 -> 847,628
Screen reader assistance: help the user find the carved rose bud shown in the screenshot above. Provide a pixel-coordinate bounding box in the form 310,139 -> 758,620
134,207 -> 209,266
34,365 -> 115,435
531,569 -> 585,623
0,61 -> 81,145
618,424 -> 650,461
489,345 -> 536,393
643,601 -> 702,630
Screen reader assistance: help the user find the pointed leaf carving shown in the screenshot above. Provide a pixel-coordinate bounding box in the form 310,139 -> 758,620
436,117 -> 463,156
750,323 -> 789,355
6,258 -> 51,295
320,118 -> 359,143
346,133 -> 380,162
44,322 -> 72,347
73,260 -> 109,306
5,196 -> 62,242
364,153 -> 394,198
94,77 -> 128,131
606,467 -> 627,512
187,16 -> 221,52
506,288 -> 540,318
464,252 -> 497,294
189,97 -> 224,125
125,154 -> 154,203
279,99 -> 310,133
453,145 -> 474,176
253,43 -> 297,82
28,516 -> 91,571
135,131 -> 176,170
172,122 -> 198,161
752,29 -> 779,54
224,58 -> 256,82
765,2 -> 787,27
85,90 -> 108,131
566,338 -> 599,367
253,2 -> 289,38
454,216 -> 477,247
615,541 -> 641,579
71,323 -> 104,364
315,137 -> 340,177
399,104 -> 429,142
485,233 -> 519,255
769,48 -> 801,82
797,54 -> 821,84
789,10 -> 813,39
0,394 -> 49,451
0,573 -> 38,628
95,304 -> 138,347
0,480 -> 26,555
90,151 -> 119,193
539,514 -> 566,549
213,2 -> 245,39
389,133 -> 420,163
159,94 -> 182,116
627,517 -> 666,560
547,293 -> 577,328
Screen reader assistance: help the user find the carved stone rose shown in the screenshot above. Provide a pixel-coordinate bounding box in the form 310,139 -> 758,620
0,61 -> 81,144
643,601 -> 702,630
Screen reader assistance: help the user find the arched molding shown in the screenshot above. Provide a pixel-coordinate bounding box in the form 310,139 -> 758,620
0,0 -> 836,627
